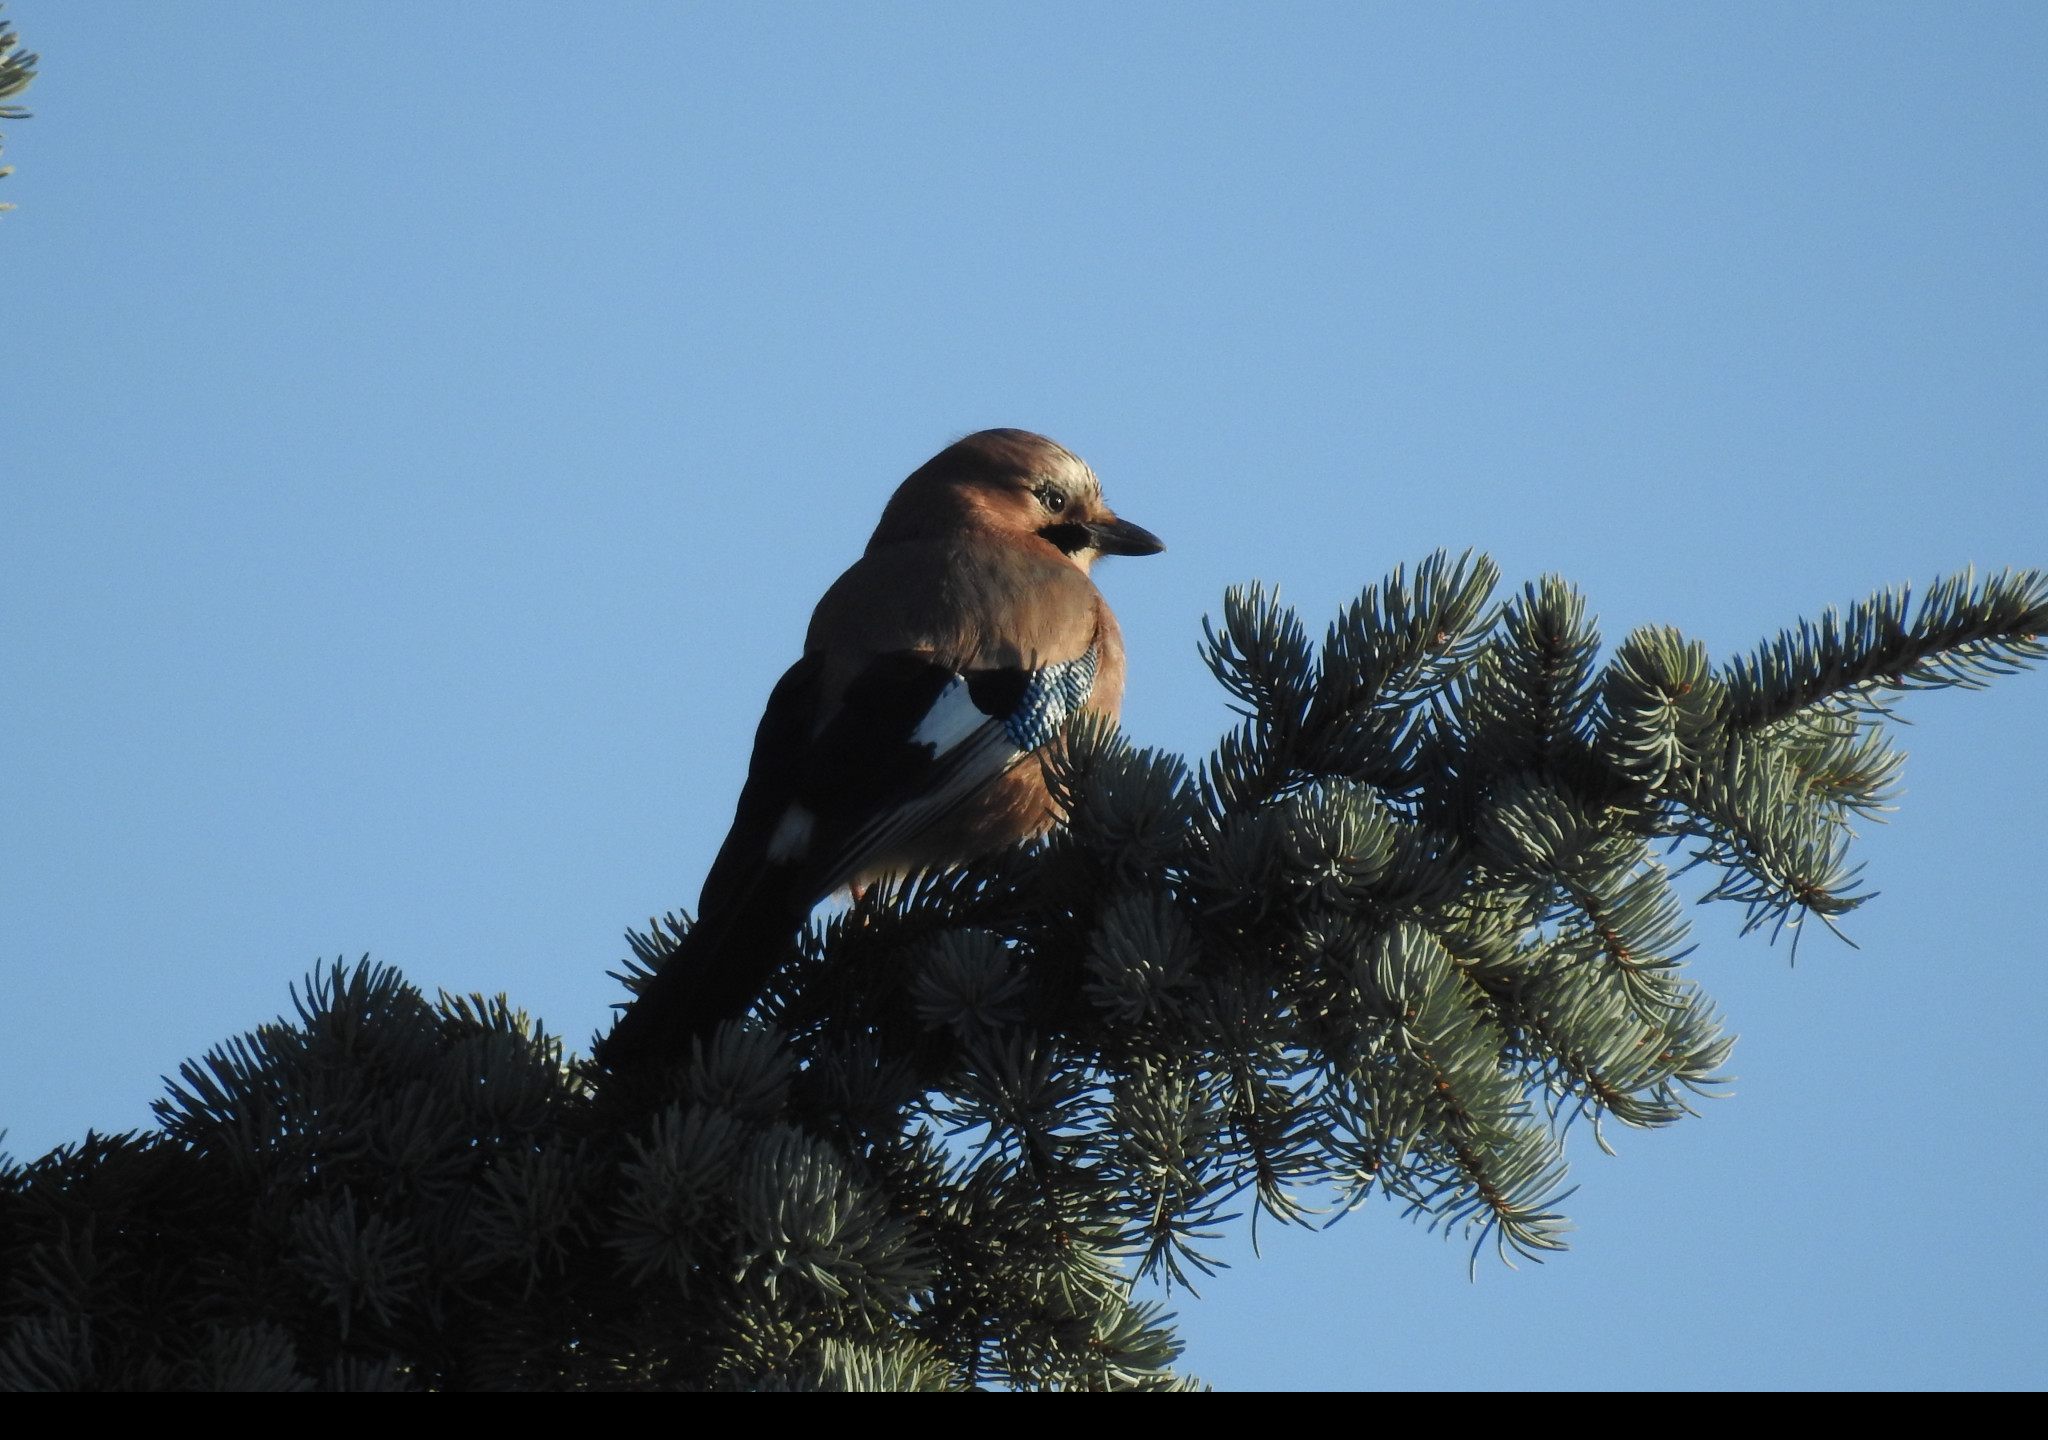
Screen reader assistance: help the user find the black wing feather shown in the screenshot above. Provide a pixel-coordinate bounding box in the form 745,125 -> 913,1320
599,650 -> 1033,1068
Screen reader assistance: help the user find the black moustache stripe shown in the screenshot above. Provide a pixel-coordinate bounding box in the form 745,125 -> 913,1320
1037,522 -> 1094,555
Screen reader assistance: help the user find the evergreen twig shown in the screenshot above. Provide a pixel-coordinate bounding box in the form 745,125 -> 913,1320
3,554 -> 2036,1389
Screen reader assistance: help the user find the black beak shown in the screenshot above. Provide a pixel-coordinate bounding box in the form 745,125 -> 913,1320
1086,516 -> 1165,556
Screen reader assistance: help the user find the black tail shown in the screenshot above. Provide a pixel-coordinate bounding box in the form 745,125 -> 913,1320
595,863 -> 814,1072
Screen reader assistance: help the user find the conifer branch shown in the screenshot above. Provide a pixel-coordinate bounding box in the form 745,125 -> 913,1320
0,7 -> 36,212
6,553 -> 2038,1388
1722,567 -> 2048,730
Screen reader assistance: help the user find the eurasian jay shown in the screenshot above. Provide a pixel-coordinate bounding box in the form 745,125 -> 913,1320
597,429 -> 1163,1068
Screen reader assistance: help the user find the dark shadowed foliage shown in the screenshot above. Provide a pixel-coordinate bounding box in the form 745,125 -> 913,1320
4,553 -> 2042,1389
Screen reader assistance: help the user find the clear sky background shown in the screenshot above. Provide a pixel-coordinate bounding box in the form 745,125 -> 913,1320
4,2 -> 2045,1390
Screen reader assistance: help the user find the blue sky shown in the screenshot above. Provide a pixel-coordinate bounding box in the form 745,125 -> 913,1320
3,2 -> 2044,1389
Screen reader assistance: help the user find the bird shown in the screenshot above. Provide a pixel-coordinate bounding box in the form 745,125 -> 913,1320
596,429 -> 1164,1068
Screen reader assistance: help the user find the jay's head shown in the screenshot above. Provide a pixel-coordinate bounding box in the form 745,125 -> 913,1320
870,429 -> 1165,573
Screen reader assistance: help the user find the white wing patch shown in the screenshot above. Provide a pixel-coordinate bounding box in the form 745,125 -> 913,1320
909,676 -> 997,758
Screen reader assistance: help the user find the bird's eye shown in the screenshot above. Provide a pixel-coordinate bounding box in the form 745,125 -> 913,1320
1036,487 -> 1067,513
